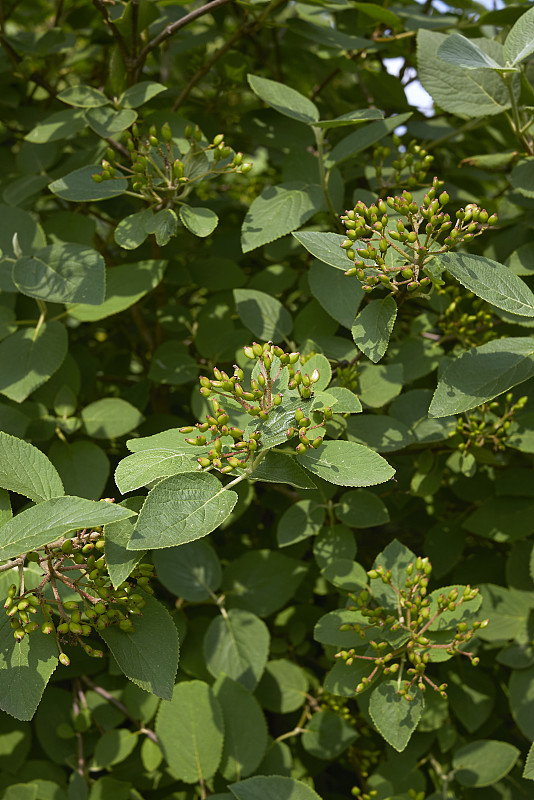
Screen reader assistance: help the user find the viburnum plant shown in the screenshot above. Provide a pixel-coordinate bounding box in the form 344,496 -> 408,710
2,1 -> 534,799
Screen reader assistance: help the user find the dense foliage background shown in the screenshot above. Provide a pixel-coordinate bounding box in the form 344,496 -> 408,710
1,0 -> 534,798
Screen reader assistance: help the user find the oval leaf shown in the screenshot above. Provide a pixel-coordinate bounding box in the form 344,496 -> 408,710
179,206 -> 219,237
298,440 -> 395,487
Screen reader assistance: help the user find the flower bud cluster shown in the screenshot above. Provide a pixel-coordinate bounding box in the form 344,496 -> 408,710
181,343 -> 327,466
4,529 -> 154,665
335,557 -> 488,701
340,177 -> 497,297
454,393 -> 528,454
91,122 -> 252,209
437,286 -> 497,347
373,137 -> 434,189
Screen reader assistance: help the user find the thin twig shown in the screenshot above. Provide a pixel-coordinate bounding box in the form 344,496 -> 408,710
80,675 -> 159,744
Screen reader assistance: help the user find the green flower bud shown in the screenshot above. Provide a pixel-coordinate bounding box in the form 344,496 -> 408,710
161,122 -> 172,142
59,653 -> 70,667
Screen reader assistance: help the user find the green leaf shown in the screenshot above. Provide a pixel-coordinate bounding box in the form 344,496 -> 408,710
153,540 -> 221,601
48,440 -> 110,500
148,341 -> 198,385
510,664 -> 534,739
0,432 -> 63,502
247,75 -> 319,125
429,337 -> 534,417
204,608 -> 269,691
93,730 -> 138,768
314,109 -> 384,129
0,608 -> 58,720
179,206 -> 219,238
352,296 -> 397,363
347,415 -> 414,452
417,30 -> 513,117
241,183 -> 325,253
369,683 -> 424,752
0,321 -> 68,403
0,496 -> 135,561
309,260 -> 364,328
255,659 -> 308,713
57,85 -> 109,107
437,33 -> 505,70
119,81 -> 168,107
68,259 -> 166,321
81,398 -> 144,439
326,114 -> 412,167
248,451 -> 317,489
115,443 -> 199,494
322,559 -> 368,592
437,252 -> 534,317
504,6 -> 534,66
463,496 -> 534,542
302,709 -> 357,759
298,440 -> 395,487
104,497 -> 144,589
336,489 -> 389,528
100,593 -> 179,700
277,499 -> 324,547
13,244 -> 106,305
114,209 -> 153,250
371,539 -> 416,610
156,681 -> 223,781
223,550 -> 307,617
129,472 -> 238,550
234,288 -> 292,341
144,208 -> 178,246
214,675 -> 268,781
229,775 -> 322,800
246,398 -> 313,449
49,166 -> 128,202
326,387 -> 362,414
314,525 -> 356,570
84,107 -> 137,138
324,659 -> 377,697
477,584 -> 531,643
510,158 -> 534,199
24,109 -> 87,143
452,740 -> 519,787
524,742 -> 534,781
292,231 -> 351,270
447,663 -> 495,734
0,489 -> 11,528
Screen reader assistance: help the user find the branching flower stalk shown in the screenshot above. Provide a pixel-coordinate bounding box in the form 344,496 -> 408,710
336,557 -> 489,701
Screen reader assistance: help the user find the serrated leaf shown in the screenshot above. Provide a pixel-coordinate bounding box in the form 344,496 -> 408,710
245,397 -> 313,448
293,231 -> 351,270
204,608 -> 269,691
84,107 -> 137,138
234,288 -> 292,341
13,243 -> 105,305
100,593 -> 179,699
49,166 -> 128,202
298,440 -> 395,487
437,252 -> 534,316
255,659 -> 308,713
504,6 -> 534,66
115,446 -> 199,494
143,208 -> 178,246
247,75 -> 319,124
179,206 -> 218,237
369,682 -> 424,752
0,496 -> 135,561
302,709 -> 357,759
524,742 -> 534,780
114,209 -> 153,250
437,33 -> 505,70
0,432 -> 63,502
223,550 -> 307,617
248,451 -> 317,489
104,496 -> 144,589
156,681 -> 223,782
429,337 -> 534,417
352,296 -> 397,363
241,183 -> 324,253
0,609 -> 58,721
417,30 -> 513,117
0,322 -> 68,403
128,472 -> 238,550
